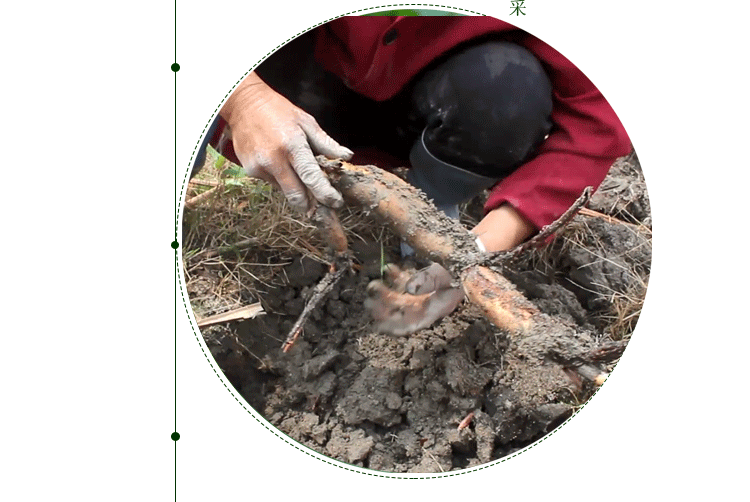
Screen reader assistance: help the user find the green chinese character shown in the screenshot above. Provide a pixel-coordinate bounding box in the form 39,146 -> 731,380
511,0 -> 526,16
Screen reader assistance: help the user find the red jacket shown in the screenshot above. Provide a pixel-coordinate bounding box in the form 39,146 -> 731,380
315,16 -> 632,230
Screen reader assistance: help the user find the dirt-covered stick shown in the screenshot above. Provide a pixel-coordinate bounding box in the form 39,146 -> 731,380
458,263 -> 611,389
320,158 -> 481,266
282,258 -> 348,352
476,186 -> 593,266
185,186 -> 219,208
504,186 -> 592,258
321,158 -> 539,336
282,205 -> 352,352
576,364 -> 608,386
319,157 -> 608,384
460,265 -> 537,336
196,303 -> 264,328
310,204 -> 349,254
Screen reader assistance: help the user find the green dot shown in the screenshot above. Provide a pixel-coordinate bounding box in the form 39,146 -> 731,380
171,63 -> 180,72
171,240 -> 179,250
171,432 -> 180,441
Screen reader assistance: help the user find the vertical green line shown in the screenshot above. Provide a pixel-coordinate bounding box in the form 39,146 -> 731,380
175,256 -> 177,432
174,72 -> 177,236
174,3 -> 178,502
174,64 -> 178,434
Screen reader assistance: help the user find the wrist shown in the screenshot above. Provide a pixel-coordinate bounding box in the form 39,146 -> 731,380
474,235 -> 487,253
471,203 -> 536,252
220,72 -> 269,125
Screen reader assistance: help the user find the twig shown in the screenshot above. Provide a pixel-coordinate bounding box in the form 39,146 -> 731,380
196,302 -> 264,328
282,204 -> 352,352
421,447 -> 445,473
311,205 -> 348,254
585,340 -> 627,363
457,412 -> 475,431
462,187 -> 593,270
188,179 -> 220,187
189,238 -> 260,261
282,259 -> 348,352
505,186 -> 593,259
228,331 -> 268,369
578,207 -> 652,234
575,364 -> 608,386
185,186 -> 219,208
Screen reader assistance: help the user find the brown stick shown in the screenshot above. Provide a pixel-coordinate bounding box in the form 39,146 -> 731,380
585,340 -> 627,363
460,265 -> 537,336
473,186 -> 592,268
282,204 -> 352,352
457,412 -> 475,431
505,186 -> 592,258
310,205 -> 349,254
321,158 -> 481,265
578,207 -> 652,234
196,302 -> 264,328
188,179 -> 220,188
575,364 -> 608,386
185,186 -> 219,208
282,260 -> 348,352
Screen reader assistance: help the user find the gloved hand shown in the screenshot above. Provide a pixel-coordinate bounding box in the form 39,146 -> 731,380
365,262 -> 464,336
220,72 -> 354,212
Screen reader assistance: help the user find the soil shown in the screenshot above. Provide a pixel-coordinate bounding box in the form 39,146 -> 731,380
186,152 -> 650,473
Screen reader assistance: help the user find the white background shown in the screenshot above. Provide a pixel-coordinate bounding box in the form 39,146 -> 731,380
1,0 -> 747,500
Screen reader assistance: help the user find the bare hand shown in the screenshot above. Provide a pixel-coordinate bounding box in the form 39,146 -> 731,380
365,263 -> 464,336
471,203 -> 536,252
220,73 -> 353,212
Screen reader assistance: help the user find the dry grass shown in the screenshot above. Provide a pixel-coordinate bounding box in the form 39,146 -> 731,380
182,148 -> 396,319
515,156 -> 652,345
603,273 -> 649,341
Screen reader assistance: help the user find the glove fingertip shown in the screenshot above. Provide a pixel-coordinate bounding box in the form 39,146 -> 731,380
328,193 -> 344,208
318,191 -> 343,209
286,191 -> 310,213
339,147 -> 354,160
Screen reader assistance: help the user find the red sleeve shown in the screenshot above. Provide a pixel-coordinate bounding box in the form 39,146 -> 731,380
314,17 -> 631,229
484,35 -> 632,230
314,16 -> 518,101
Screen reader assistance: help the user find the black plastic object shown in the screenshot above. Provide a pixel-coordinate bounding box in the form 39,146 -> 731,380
407,129 -> 500,209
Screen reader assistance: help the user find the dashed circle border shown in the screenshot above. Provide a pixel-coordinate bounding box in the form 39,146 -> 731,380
174,3 -> 611,480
